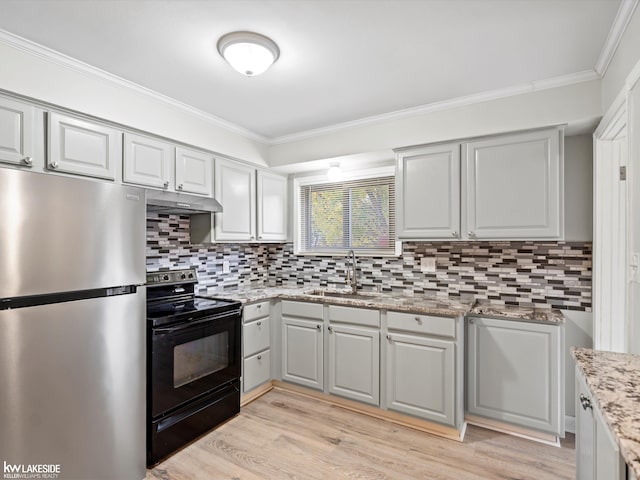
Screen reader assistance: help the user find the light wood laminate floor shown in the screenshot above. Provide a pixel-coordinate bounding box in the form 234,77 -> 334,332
147,388 -> 575,480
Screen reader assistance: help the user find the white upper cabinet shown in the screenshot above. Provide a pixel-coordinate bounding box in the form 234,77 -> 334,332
48,112 -> 120,180
395,127 -> 563,241
463,128 -> 563,239
0,97 -> 35,168
175,147 -> 213,196
214,158 -> 256,241
123,133 -> 172,189
396,143 -> 460,239
257,170 -> 288,242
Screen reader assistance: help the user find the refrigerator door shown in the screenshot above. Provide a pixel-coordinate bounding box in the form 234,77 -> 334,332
0,289 -> 146,480
0,169 -> 145,298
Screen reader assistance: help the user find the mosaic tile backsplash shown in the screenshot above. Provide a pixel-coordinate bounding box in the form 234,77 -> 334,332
147,213 -> 592,311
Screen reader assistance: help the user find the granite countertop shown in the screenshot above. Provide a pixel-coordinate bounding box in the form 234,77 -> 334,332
203,285 -> 560,321
572,347 -> 640,478
469,302 -> 565,324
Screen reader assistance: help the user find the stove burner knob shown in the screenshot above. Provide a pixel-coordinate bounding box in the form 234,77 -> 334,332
181,274 -> 186,279
163,275 -> 169,281
188,273 -> 194,279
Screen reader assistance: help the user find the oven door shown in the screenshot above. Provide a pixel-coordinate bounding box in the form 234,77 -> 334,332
150,310 -> 241,418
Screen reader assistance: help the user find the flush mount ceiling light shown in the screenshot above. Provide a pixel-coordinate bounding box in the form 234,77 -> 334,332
217,31 -> 280,77
327,163 -> 343,182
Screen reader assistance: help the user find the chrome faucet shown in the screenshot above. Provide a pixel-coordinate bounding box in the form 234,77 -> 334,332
346,250 -> 358,294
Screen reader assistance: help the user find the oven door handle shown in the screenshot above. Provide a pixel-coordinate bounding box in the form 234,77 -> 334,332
153,315 -> 230,334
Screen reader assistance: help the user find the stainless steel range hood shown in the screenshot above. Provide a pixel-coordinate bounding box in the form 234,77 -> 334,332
146,189 -> 223,215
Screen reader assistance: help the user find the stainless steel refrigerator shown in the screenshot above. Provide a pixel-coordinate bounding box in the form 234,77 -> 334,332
0,168 -> 146,480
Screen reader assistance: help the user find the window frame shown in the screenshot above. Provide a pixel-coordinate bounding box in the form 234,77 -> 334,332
293,166 -> 401,257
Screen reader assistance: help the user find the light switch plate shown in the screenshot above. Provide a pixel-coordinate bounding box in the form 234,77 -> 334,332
420,257 -> 436,273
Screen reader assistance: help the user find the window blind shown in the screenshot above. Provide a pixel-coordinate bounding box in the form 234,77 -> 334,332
298,176 -> 396,254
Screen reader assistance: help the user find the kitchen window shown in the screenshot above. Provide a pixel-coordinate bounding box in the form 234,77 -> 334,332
294,168 -> 399,256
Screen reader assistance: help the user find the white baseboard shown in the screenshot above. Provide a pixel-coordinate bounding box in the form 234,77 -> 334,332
565,415 -> 576,434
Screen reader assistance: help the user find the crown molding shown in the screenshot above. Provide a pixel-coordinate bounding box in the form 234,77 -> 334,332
268,70 -> 600,145
594,0 -> 639,76
0,28 -> 270,144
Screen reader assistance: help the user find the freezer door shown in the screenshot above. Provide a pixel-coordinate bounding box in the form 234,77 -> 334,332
0,168 -> 145,298
0,290 -> 146,480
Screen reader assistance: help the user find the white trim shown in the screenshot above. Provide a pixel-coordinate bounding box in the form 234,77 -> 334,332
594,88 -> 627,139
0,28 -> 270,144
626,55 -> 640,91
294,166 -> 394,186
594,0 -> 640,76
269,70 -> 599,145
564,415 -> 576,435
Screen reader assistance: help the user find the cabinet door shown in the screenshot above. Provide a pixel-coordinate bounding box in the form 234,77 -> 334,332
257,170 -> 287,242
396,143 -> 460,239
594,403 -> 625,480
328,324 -> 380,406
385,333 -> 455,425
463,128 -> 562,239
466,316 -> 562,435
281,317 -> 323,390
48,112 -> 120,180
0,96 -> 35,167
576,367 -> 595,480
243,350 -> 271,393
214,158 -> 256,241
175,147 -> 213,196
123,133 -> 172,188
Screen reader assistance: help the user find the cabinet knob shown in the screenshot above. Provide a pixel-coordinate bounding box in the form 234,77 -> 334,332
386,334 -> 392,341
328,326 -> 333,332
316,324 -> 322,331
50,161 -> 59,169
22,156 -> 33,166
257,355 -> 262,360
414,316 -> 422,324
257,304 -> 262,309
579,393 -> 592,410
469,318 -> 475,324
256,321 -> 261,326
177,184 -> 183,190
258,236 -> 263,240
468,231 -> 476,238
163,181 -> 169,188
452,231 -> 458,237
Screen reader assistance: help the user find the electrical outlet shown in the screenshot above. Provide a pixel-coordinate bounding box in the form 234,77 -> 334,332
420,257 -> 436,273
222,260 -> 230,274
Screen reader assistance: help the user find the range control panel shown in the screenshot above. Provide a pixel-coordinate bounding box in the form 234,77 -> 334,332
146,268 -> 197,286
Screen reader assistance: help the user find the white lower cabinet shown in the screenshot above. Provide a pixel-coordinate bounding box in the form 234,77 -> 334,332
466,316 -> 564,436
281,301 -> 324,390
575,366 -> 626,480
328,323 -> 380,406
242,301 -> 271,394
385,332 -> 455,425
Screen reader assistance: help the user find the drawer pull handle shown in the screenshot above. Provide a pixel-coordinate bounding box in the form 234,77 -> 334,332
257,355 -> 262,360
256,321 -> 261,326
257,304 -> 262,309
579,393 -> 592,410
414,316 -> 422,324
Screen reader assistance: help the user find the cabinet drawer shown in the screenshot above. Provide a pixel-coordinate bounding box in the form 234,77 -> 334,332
282,300 -> 323,320
244,301 -> 270,322
243,350 -> 271,393
244,317 -> 270,357
328,305 -> 380,327
387,311 -> 455,338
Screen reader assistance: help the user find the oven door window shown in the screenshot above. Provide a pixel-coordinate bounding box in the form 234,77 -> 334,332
173,331 -> 229,388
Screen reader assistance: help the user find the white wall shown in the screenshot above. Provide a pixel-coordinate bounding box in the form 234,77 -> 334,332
601,4 -> 640,112
268,80 -> 602,166
564,135 -> 594,241
0,39 -> 269,165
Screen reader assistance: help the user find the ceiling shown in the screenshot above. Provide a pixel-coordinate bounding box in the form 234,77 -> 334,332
0,0 -> 623,141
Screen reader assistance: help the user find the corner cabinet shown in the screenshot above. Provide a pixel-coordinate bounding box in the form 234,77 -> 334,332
396,143 -> 460,239
466,316 -> 564,436
214,158 -> 257,241
0,96 -> 36,168
48,112 -> 121,180
281,301 -> 324,390
395,127 -> 564,240
463,128 -> 562,239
